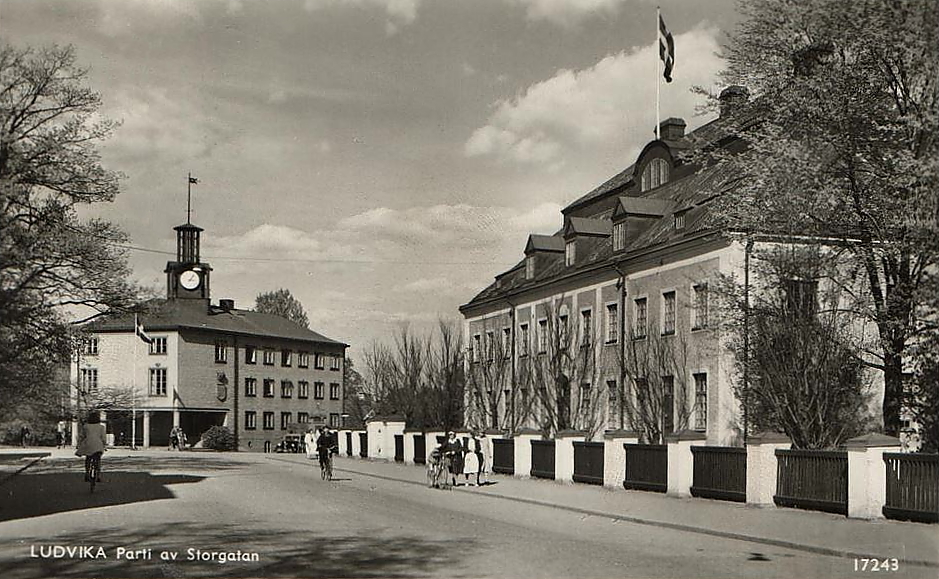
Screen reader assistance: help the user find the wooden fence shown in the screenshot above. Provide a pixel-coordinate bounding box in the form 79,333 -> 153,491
358,433 -> 368,458
623,444 -> 667,492
883,452 -> 939,523
690,446 -> 746,502
413,434 -> 426,465
572,441 -> 604,485
492,439 -> 514,475
345,432 -> 352,456
394,435 -> 404,462
531,440 -> 556,479
774,449 -> 847,515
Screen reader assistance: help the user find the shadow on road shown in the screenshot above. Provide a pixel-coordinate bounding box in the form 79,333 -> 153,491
2,521 -> 475,578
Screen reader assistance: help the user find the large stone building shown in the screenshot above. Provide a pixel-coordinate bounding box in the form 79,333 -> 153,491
460,87 -> 836,445
72,221 -> 347,452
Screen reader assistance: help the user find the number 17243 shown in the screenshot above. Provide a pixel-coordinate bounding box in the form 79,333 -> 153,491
854,558 -> 899,572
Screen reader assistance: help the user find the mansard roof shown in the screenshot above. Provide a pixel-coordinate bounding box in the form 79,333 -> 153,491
87,299 -> 347,347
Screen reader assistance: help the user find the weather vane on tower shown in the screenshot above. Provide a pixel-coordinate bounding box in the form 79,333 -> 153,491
187,172 -> 199,224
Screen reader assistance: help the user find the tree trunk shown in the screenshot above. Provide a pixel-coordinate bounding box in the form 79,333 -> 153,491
882,345 -> 904,438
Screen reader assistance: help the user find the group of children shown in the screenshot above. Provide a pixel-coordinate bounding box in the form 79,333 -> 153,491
428,430 -> 490,489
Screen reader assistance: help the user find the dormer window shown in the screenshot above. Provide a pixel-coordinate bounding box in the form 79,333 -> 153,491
674,211 -> 685,230
641,158 -> 669,192
565,240 -> 576,267
525,255 -> 535,279
613,221 -> 626,252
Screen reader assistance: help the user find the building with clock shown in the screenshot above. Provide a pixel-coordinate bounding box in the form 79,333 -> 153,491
72,219 -> 348,452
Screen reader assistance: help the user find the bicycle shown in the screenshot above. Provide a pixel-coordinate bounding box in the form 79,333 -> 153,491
319,446 -> 336,481
85,452 -> 102,493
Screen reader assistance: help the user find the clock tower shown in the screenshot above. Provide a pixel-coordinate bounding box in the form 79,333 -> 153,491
165,222 -> 212,300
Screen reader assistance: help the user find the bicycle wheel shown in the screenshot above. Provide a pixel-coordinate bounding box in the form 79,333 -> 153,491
326,460 -> 333,481
88,458 -> 97,493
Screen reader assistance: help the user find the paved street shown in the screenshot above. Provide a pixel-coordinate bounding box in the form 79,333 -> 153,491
0,450 -> 935,578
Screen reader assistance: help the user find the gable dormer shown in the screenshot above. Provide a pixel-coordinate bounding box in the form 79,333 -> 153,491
562,217 -> 612,267
524,234 -> 565,280
611,197 -> 675,251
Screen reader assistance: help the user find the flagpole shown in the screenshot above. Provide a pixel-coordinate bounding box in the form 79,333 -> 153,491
656,6 -> 661,140
132,314 -> 137,450
187,172 -> 192,224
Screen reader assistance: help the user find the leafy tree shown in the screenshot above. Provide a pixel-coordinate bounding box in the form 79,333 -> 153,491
706,0 -> 939,436
341,357 -> 369,428
0,43 -> 142,406
254,288 -> 309,328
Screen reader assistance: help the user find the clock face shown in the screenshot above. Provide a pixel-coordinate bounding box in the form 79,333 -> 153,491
179,270 -> 201,290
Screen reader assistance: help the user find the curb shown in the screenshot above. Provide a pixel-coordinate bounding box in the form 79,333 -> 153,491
282,457 -> 939,570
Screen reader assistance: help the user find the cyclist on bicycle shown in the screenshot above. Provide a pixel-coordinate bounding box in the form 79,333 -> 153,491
76,411 -> 107,483
316,426 -> 337,471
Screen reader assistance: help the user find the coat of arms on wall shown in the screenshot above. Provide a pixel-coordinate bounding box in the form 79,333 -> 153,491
216,372 -> 228,401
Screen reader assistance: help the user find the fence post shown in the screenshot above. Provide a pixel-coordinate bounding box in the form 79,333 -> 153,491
514,428 -> 542,479
337,429 -> 349,456
403,427 -> 420,465
666,429 -> 707,498
745,432 -> 790,507
351,429 -> 364,458
484,428 -> 502,475
556,430 -> 586,483
845,433 -> 902,520
383,416 -> 406,461
603,430 -> 639,489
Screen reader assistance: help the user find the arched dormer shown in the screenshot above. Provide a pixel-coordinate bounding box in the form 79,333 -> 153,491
641,158 -> 670,191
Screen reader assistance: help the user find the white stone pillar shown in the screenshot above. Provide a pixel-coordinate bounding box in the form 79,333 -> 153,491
404,429 -> 419,465
143,411 -> 151,449
555,430 -> 586,483
351,429 -> 364,458
366,418 -> 384,459
603,430 -> 640,489
846,433 -> 902,520
483,428 -> 502,474
514,429 -> 541,479
425,430 -> 445,464
337,429 -> 349,456
666,429 -> 706,498
746,432 -> 791,507
384,419 -> 406,462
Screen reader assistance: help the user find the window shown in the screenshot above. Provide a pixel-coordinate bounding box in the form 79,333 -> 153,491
565,240 -> 576,267
245,411 -> 257,430
633,298 -> 648,339
606,303 -> 619,343
314,382 -> 325,400
783,278 -> 818,318
263,350 -> 275,366
298,380 -> 309,399
502,328 -> 511,359
472,334 -> 481,363
607,380 -> 618,429
80,368 -> 98,392
662,376 -> 675,434
150,337 -> 167,355
330,413 -> 341,427
281,380 -> 293,398
662,291 -> 676,335
538,319 -> 548,353
83,337 -> 99,356
559,314 -> 569,345
330,383 -> 340,400
264,441 -> 272,453
485,331 -> 494,361
298,412 -> 309,424
330,355 -> 342,371
245,345 -> 257,365
281,350 -> 292,367
149,368 -> 167,396
263,412 -> 274,430
314,353 -> 325,370
521,387 -> 530,408
581,309 -> 592,346
298,351 -> 309,368
640,158 -> 669,191
245,377 -> 257,397
263,379 -> 275,398
525,255 -> 535,280
692,283 -> 709,330
519,323 -> 530,357
674,211 -> 686,230
693,373 -> 708,431
613,221 -> 626,252
215,340 -> 228,363
281,412 -> 292,430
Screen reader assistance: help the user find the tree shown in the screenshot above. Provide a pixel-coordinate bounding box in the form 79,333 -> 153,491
341,357 -> 368,428
464,320 -> 514,431
254,288 -> 309,328
1,43 -> 142,406
706,0 -> 939,436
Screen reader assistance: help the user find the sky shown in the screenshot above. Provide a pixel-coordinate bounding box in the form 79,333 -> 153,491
3,0 -> 740,362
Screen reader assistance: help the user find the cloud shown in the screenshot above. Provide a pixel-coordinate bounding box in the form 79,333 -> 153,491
96,0 -> 203,36
465,26 -> 723,167
508,0 -> 626,27
303,0 -> 421,33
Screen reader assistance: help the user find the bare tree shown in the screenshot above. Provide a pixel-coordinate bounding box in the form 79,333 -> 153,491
464,319 -> 513,430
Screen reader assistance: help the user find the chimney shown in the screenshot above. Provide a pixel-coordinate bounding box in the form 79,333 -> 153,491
657,117 -> 686,140
219,299 -> 235,311
719,85 -> 750,118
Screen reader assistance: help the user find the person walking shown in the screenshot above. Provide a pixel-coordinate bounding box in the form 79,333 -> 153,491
169,426 -> 179,451
20,425 -> 30,448
463,431 -> 481,486
477,431 -> 491,485
443,431 -> 463,487
304,429 -> 315,459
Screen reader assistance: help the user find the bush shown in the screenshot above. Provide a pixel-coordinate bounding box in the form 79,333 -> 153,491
201,426 -> 235,451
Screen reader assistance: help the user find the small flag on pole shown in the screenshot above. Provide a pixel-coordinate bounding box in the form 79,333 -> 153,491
659,14 -> 675,83
135,314 -> 153,345
189,176 -> 199,184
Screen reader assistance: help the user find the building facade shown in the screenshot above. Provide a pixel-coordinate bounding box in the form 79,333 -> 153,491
72,221 -> 347,452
